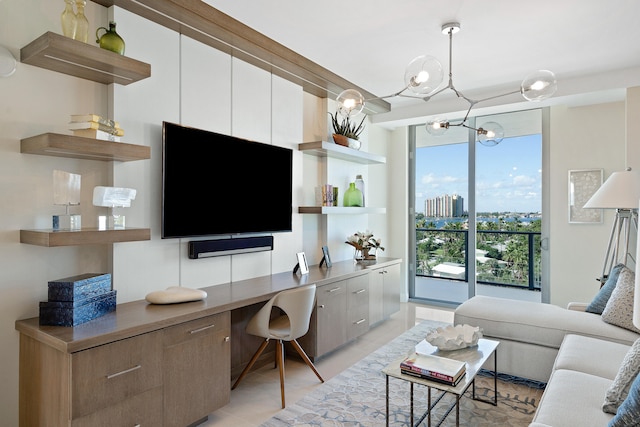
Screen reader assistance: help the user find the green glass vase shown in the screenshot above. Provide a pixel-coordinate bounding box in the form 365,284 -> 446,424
343,182 -> 363,207
96,21 -> 126,55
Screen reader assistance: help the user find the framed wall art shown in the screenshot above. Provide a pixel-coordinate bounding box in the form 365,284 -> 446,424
568,168 -> 603,223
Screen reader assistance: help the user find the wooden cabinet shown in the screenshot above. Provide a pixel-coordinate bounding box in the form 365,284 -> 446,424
314,281 -> 347,357
16,259 -> 402,425
163,312 -> 230,427
346,274 -> 369,341
369,262 -> 401,325
18,330 -> 163,426
369,262 -> 401,322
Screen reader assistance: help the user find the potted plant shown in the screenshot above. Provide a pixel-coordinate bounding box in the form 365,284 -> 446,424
329,111 -> 366,150
346,230 -> 385,261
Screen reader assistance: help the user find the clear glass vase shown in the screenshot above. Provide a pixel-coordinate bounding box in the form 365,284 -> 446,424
73,0 -> 89,43
61,0 -> 77,39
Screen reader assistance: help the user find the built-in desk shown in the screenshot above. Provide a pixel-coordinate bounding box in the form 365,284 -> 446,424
15,257 -> 401,427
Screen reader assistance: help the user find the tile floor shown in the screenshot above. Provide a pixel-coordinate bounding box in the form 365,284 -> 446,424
201,302 -> 455,427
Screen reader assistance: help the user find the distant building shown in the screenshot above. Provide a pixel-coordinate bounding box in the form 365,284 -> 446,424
425,194 -> 464,217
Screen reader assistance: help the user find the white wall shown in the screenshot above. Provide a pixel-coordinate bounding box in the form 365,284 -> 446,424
549,101 -> 627,307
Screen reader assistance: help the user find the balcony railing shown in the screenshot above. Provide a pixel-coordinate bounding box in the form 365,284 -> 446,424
416,228 -> 541,290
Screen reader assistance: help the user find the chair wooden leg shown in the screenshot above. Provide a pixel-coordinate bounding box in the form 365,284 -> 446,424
290,339 -> 325,383
231,338 -> 269,390
276,339 -> 286,408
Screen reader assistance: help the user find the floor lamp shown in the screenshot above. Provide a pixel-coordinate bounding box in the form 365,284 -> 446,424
583,168 -> 640,284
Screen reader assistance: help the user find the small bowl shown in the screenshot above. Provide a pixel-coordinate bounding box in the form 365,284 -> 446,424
425,324 -> 483,351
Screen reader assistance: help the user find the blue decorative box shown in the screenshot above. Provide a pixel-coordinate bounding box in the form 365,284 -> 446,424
47,273 -> 112,302
39,290 -> 117,326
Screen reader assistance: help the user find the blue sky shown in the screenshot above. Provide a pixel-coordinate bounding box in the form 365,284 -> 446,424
415,135 -> 542,214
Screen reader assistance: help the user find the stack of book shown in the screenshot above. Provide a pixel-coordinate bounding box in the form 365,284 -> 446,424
400,351 -> 466,386
69,114 -> 124,142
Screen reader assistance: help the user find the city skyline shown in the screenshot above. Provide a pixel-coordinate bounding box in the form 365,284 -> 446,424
415,134 -> 542,214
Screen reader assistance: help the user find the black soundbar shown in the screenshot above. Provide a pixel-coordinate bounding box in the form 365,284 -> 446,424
188,236 -> 274,259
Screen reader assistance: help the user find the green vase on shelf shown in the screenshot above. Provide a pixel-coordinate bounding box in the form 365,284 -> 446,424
343,182 -> 363,207
96,21 -> 125,55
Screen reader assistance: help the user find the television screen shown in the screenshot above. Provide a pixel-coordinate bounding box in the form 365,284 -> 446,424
162,121 -> 293,238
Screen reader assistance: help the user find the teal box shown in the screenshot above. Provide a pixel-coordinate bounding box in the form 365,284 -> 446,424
48,273 -> 112,302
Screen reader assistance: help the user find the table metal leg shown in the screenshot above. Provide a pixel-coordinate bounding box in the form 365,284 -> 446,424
410,382 -> 414,426
386,374 -> 389,427
472,349 -> 498,406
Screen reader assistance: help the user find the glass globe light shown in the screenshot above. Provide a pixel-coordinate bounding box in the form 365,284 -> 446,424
425,118 -> 449,136
404,55 -> 443,95
477,122 -> 504,146
336,89 -> 365,117
521,70 -> 557,101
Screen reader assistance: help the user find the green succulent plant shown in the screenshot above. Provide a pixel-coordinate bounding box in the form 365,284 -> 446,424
329,111 -> 366,140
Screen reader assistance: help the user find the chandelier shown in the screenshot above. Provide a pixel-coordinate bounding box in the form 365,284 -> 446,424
336,22 -> 558,146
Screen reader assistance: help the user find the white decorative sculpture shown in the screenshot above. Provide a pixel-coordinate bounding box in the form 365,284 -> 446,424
93,186 -> 136,229
145,286 -> 208,304
425,324 -> 483,351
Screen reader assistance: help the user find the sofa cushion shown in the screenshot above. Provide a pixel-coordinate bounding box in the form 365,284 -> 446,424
454,296 -> 640,351
602,267 -> 640,334
553,334 -> 630,380
586,263 -> 625,314
609,372 -> 640,426
603,338 -> 640,414
532,369 -> 614,426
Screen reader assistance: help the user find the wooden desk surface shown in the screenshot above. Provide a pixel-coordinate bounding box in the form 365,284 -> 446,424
15,258 -> 401,354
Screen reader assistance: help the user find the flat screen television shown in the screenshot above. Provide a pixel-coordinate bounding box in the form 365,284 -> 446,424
162,121 -> 293,239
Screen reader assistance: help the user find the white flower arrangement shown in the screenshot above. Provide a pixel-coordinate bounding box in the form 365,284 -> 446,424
345,230 -> 385,252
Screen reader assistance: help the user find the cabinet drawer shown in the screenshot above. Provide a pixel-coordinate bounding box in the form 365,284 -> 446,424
72,386 -> 163,427
163,312 -> 230,346
71,330 -> 163,419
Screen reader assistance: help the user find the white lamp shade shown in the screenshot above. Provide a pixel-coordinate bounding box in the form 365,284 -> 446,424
583,169 -> 640,209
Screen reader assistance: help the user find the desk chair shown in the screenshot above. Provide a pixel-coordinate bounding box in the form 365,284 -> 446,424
231,283 -> 324,408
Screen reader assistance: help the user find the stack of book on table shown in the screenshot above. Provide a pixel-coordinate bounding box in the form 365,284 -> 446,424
69,114 -> 124,142
400,351 -> 466,386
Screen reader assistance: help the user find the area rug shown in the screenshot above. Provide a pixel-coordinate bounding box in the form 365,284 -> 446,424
261,320 -> 545,426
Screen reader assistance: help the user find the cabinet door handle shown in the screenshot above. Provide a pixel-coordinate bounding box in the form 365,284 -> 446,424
224,336 -> 230,342
190,324 -> 216,334
354,318 -> 366,325
106,364 -> 141,379
354,289 -> 366,294
319,304 -> 325,308
378,271 -> 385,275
327,287 -> 341,293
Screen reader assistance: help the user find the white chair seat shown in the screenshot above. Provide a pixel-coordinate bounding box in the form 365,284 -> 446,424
231,283 -> 324,408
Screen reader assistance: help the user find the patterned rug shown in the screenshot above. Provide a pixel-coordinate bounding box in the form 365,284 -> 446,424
261,320 -> 545,426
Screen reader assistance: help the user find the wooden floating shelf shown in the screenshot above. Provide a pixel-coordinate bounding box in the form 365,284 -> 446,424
20,228 -> 151,247
21,133 -> 150,161
298,141 -> 386,165
20,32 -> 151,85
298,206 -> 386,214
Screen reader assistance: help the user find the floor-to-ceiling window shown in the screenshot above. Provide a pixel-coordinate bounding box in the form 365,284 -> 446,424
409,109 -> 545,307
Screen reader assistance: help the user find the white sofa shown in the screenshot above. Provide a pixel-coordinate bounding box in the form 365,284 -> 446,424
529,334 -> 630,426
454,295 -> 640,427
453,295 -> 639,382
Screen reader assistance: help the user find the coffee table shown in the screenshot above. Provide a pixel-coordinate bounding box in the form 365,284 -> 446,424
382,338 -> 499,427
